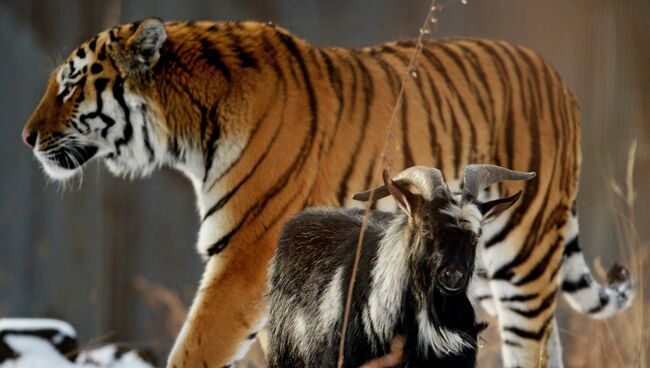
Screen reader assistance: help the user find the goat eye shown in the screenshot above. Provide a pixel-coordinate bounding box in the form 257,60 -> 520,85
478,228 -> 483,237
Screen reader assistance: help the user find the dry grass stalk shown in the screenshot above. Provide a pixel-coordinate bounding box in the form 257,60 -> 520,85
335,1 -> 440,367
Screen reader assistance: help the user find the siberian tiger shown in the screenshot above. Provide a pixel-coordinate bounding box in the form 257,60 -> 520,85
22,18 -> 633,367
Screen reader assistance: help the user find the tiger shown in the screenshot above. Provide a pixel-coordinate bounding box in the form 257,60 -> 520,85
22,18 -> 634,367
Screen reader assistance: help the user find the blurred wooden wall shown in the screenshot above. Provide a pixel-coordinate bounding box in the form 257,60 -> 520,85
1,0 -> 648,359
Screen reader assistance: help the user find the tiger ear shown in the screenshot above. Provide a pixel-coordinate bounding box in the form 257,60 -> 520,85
121,18 -> 167,74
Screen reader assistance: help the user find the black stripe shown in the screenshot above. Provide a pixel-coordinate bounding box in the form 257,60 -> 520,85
563,236 -> 580,257
97,43 -> 107,60
437,42 -> 481,159
377,47 -> 417,169
236,45 -> 258,69
112,77 -> 133,153
337,52 -> 375,205
571,201 -> 578,216
109,28 -> 120,43
503,339 -> 522,347
139,105 -> 155,162
420,69 -> 446,173
507,288 -> 557,318
158,43 -> 193,75
449,99 -> 463,174
319,49 -> 345,154
499,293 -> 539,303
547,258 -> 562,283
400,88 -> 414,168
202,105 -> 221,182
455,42 -> 495,123
503,314 -> 553,341
561,274 -> 591,293
498,43 -> 526,118
207,241 -> 228,256
513,236 -> 563,286
251,175 -> 314,244
198,37 -> 232,82
334,55 -> 359,204
420,46 -> 479,135
90,63 -> 103,74
473,40 -> 512,186
587,290 -> 610,315
362,148 -> 379,192
88,36 -> 98,52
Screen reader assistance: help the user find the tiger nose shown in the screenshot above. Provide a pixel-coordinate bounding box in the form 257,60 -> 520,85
22,130 -> 38,148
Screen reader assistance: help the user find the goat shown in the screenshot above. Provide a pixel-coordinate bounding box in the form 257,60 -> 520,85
266,164 -> 536,367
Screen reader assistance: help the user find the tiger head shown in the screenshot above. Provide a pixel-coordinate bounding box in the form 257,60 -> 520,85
22,18 -> 170,180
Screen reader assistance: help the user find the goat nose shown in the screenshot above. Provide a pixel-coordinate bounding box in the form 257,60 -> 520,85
439,266 -> 465,291
22,130 -> 37,148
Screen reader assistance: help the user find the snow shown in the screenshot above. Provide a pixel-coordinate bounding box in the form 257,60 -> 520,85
0,318 -> 156,368
0,318 -> 76,338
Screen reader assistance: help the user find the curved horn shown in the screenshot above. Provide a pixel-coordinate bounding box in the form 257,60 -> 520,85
352,166 -> 445,202
462,164 -> 536,202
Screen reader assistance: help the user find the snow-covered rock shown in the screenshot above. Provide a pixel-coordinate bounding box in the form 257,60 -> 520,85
0,318 -> 156,368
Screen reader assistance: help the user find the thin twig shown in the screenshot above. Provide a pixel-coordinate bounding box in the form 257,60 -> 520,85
336,2 -> 440,367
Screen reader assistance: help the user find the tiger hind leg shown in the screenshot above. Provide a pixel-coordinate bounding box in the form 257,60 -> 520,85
485,208 -> 569,368
560,212 -> 634,318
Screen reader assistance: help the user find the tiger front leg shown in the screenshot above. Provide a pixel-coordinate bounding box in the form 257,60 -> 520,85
167,237 -> 272,368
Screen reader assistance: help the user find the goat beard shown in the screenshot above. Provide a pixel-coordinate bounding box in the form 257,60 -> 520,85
425,286 -> 487,346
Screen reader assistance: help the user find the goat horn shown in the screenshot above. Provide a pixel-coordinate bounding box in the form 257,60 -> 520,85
353,166 -> 446,202
462,164 -> 536,202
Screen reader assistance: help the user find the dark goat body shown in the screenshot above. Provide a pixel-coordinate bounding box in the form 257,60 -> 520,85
267,206 -> 484,368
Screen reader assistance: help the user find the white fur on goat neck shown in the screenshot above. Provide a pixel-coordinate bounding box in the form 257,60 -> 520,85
366,217 -> 411,343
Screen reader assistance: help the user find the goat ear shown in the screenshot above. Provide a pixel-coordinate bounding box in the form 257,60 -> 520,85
118,18 -> 167,74
383,170 -> 419,218
478,190 -> 522,223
